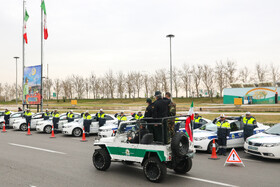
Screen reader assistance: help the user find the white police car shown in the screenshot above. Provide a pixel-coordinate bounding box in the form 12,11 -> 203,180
13,112 -> 44,131
36,113 -> 81,133
244,123 -> 280,159
179,117 -> 269,153
62,114 -> 117,137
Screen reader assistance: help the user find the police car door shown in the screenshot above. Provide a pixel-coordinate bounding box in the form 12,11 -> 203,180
58,114 -> 67,130
90,116 -> 99,133
227,121 -> 244,148
74,113 -> 81,122
31,113 -> 44,127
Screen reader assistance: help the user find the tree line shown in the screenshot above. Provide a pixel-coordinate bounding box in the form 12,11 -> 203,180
0,60 -> 279,101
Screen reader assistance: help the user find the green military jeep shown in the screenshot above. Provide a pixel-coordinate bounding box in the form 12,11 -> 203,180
92,116 -> 195,183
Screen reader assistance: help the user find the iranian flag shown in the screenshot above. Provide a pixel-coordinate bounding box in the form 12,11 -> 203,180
23,10 -> 29,44
41,0 -> 48,40
185,101 -> 194,142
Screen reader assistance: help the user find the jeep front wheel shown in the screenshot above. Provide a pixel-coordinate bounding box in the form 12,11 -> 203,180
92,149 -> 111,171
174,158 -> 192,174
143,157 -> 166,183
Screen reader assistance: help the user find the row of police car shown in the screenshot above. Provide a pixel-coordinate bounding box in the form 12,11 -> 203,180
0,111 -> 279,159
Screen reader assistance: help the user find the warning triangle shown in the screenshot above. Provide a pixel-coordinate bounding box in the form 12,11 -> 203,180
224,148 -> 245,167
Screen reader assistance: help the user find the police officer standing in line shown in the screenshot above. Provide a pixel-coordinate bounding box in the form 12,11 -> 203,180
4,109 -> 11,127
67,110 -> 75,123
117,111 -> 127,126
43,109 -> 51,120
96,109 -> 106,127
194,112 -> 203,129
243,112 -> 257,140
52,110 -> 60,133
152,91 -> 169,143
24,109 -> 32,127
83,111 -> 92,137
216,114 -> 231,156
144,98 -> 153,118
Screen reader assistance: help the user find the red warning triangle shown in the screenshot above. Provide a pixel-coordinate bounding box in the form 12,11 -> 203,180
224,148 -> 245,166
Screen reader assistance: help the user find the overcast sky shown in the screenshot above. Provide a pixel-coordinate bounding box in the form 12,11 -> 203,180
1,0 -> 280,84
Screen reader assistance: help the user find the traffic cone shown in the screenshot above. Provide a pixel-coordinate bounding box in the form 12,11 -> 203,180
208,139 -> 220,160
1,122 -> 7,133
26,123 -> 32,135
50,125 -> 55,138
81,127 -> 87,142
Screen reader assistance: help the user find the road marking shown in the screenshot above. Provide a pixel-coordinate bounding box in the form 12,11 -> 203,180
128,164 -> 238,187
9,143 -> 66,155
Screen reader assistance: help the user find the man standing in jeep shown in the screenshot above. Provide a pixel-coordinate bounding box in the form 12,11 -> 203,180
164,92 -> 176,143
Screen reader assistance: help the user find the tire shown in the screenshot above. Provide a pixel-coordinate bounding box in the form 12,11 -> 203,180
92,148 -> 111,171
171,132 -> 189,157
207,140 -> 219,154
20,124 -> 28,131
72,128 -> 82,137
44,125 -> 52,134
174,158 -> 192,174
143,157 -> 167,183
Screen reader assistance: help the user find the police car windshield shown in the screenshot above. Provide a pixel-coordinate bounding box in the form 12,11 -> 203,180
200,122 -> 217,131
265,124 -> 280,135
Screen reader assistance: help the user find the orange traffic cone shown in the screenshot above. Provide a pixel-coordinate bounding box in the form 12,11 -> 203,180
1,122 -> 7,133
26,123 -> 32,135
208,139 -> 220,160
81,127 -> 87,142
50,125 -> 55,138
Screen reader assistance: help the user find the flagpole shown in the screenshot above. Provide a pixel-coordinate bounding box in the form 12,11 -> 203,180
40,0 -> 44,112
22,0 -> 26,111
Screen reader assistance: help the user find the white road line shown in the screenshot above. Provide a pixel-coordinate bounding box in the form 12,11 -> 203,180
128,165 -> 238,187
9,143 -> 66,155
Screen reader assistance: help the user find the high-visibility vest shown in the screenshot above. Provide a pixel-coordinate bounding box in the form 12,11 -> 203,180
243,117 -> 256,126
24,112 -> 32,116
175,117 -> 179,124
117,115 -> 127,121
83,114 -> 92,120
194,116 -> 202,123
44,112 -> 51,117
4,111 -> 11,115
216,121 -> 230,129
68,113 -> 74,119
52,113 -> 60,118
135,114 -> 144,120
98,113 -> 105,119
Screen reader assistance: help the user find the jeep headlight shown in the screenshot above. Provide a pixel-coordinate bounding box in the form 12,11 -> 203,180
194,137 -> 207,141
262,143 -> 280,147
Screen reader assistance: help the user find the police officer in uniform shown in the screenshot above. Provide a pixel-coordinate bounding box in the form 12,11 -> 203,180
144,98 -> 153,118
4,109 -> 11,127
243,112 -> 257,140
164,92 -> 176,143
83,111 -> 92,137
216,114 -> 231,156
24,109 -> 32,127
52,110 -> 60,133
134,111 -> 144,120
128,124 -> 149,144
96,109 -> 106,127
117,111 -> 127,126
194,112 -> 203,129
67,110 -> 75,122
43,109 -> 51,120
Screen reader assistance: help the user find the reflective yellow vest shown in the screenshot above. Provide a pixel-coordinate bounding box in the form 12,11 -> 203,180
4,111 -> 11,115
68,113 -> 74,119
194,116 -> 202,123
216,121 -> 230,129
83,114 -> 92,120
24,112 -> 32,116
44,112 -> 51,117
243,117 -> 256,125
98,113 -> 105,119
135,114 -> 144,120
52,113 -> 60,118
117,115 -> 127,121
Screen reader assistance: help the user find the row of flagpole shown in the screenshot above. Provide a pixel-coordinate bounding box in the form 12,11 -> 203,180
22,0 -> 48,111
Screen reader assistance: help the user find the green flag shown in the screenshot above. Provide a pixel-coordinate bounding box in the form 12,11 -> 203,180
41,0 -> 47,15
24,10 -> 29,22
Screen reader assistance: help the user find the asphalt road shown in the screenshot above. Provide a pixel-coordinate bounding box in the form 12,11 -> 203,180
0,130 -> 279,187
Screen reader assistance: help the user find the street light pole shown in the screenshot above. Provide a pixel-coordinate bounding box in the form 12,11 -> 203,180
166,34 -> 175,99
14,57 -> 19,105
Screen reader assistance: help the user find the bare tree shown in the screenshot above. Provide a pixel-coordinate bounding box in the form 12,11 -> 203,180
89,73 -> 97,99
117,71 -> 126,98
150,74 -> 160,96
157,69 -> 169,93
180,64 -> 190,97
0,83 -> 3,99
126,72 -> 134,99
10,83 -> 16,100
105,70 -> 115,98
143,74 -> 150,98
54,79 -> 61,101
134,72 -> 142,98
225,60 -> 237,84
215,61 -> 227,96
45,78 -> 53,100
72,75 -> 85,99
61,79 -> 71,99
192,65 -> 202,97
239,66 -> 250,83
84,78 -> 90,99
256,63 -> 267,82
18,84 -> 22,101
270,63 -> 279,86
94,78 -> 101,99
202,64 -> 215,97
99,78 -> 107,98
172,67 -> 180,98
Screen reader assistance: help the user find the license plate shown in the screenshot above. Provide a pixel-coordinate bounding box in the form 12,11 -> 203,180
248,146 -> 258,151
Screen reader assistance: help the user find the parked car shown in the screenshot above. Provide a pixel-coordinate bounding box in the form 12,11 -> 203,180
36,113 -> 81,133
244,123 -> 280,159
62,114 -> 117,137
13,112 -> 44,131
179,116 -> 269,153
0,111 -> 23,129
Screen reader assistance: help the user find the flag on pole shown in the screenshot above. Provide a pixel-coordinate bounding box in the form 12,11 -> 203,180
23,10 -> 29,44
185,101 -> 194,142
41,0 -> 48,40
